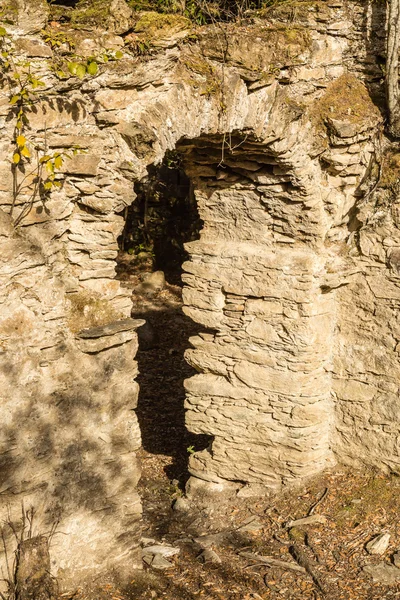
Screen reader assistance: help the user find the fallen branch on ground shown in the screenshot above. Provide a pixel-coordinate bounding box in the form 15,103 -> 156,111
238,551 -> 306,573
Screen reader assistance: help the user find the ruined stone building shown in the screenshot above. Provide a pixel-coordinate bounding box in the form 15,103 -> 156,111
0,0 -> 399,589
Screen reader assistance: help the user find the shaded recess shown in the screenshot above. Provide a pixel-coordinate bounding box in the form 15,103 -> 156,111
47,0 -> 79,6
118,154 -> 211,484
119,151 -> 202,283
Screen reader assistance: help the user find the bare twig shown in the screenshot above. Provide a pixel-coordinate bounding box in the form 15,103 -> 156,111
308,488 -> 329,517
239,550 -> 306,574
290,544 -> 326,596
1,529 -> 12,585
285,514 -> 327,529
273,533 -> 291,546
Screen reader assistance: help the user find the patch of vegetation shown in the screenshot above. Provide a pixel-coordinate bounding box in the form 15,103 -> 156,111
46,0 -> 301,27
129,0 -> 266,23
259,0 -> 329,21
68,0 -> 114,28
335,474 -> 400,528
378,148 -> 400,190
66,291 -> 123,332
183,52 -> 224,100
311,74 -> 382,131
133,10 -> 190,34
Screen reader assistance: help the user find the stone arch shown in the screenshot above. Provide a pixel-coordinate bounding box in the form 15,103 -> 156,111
96,69 -> 342,492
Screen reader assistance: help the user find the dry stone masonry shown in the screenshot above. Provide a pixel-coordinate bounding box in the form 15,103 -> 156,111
0,0 -> 399,588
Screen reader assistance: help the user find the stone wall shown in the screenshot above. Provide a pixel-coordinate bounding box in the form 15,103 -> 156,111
0,209 -> 143,587
0,0 -> 399,588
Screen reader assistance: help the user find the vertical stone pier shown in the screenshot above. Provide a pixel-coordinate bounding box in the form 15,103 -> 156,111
179,139 -> 336,491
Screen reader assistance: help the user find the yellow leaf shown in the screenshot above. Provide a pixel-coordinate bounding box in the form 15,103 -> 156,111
43,181 -> 53,191
16,135 -> 26,147
46,161 -> 54,174
13,153 -> 20,164
9,95 -> 20,105
21,146 -> 31,158
54,156 -> 63,169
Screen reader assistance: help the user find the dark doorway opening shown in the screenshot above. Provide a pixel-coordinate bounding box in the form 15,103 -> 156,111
48,0 -> 78,6
117,153 -> 211,493
119,151 -> 202,284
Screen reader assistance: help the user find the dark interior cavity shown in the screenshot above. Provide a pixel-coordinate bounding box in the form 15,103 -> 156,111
119,151 -> 202,286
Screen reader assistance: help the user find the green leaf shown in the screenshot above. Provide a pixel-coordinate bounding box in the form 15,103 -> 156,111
87,61 -> 98,76
0,26 -> 7,37
67,62 -> 78,75
56,70 -> 66,79
115,50 -> 123,59
75,64 -> 86,79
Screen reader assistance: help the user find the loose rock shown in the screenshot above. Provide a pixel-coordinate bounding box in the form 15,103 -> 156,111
143,554 -> 174,570
198,549 -> 222,564
393,551 -> 400,568
142,544 -> 180,558
173,497 -> 191,513
365,533 -> 391,556
363,562 -> 400,585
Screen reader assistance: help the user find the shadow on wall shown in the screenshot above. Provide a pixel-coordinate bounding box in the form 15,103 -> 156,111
0,331 -> 142,591
361,0 -> 387,111
118,154 -> 211,485
134,305 -> 211,485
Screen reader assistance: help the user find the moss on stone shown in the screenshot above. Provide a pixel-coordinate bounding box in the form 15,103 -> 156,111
70,0 -> 111,28
311,74 -> 381,131
67,291 -> 122,333
198,22 -> 311,78
133,10 -> 190,35
379,149 -> 400,190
